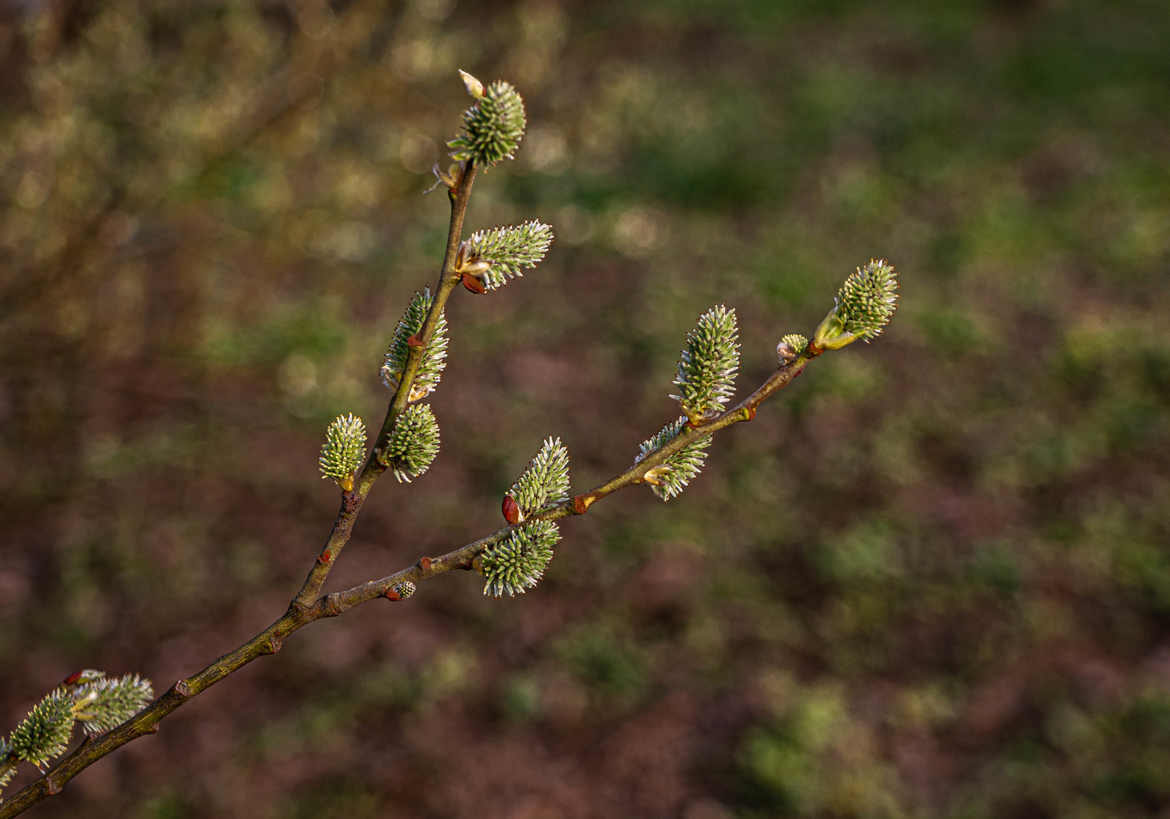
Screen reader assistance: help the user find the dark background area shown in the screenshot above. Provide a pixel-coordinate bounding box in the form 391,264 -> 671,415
2,1 -> 1169,817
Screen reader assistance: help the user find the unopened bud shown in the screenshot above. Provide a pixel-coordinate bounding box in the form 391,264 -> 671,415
642,465 -> 670,486
387,581 -> 417,601
461,273 -> 487,294
776,333 -> 808,364
458,69 -> 485,99
407,383 -> 432,402
502,493 -> 524,525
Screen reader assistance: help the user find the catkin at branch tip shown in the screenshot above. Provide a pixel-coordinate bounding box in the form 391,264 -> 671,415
448,78 -> 526,166
837,258 -> 898,341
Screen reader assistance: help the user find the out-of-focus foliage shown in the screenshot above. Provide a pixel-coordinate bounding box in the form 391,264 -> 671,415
1,0 -> 1168,817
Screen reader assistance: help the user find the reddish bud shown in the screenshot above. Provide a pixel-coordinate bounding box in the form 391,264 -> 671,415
419,556 -> 432,571
406,333 -> 424,349
317,550 -> 332,565
385,588 -> 401,602
502,494 -> 524,525
572,495 -> 593,515
461,273 -> 487,294
64,670 -> 83,686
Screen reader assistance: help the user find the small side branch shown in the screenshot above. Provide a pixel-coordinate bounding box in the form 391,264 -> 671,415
290,161 -> 478,611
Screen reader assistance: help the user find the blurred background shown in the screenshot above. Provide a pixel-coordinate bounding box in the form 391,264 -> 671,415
2,0 -> 1168,817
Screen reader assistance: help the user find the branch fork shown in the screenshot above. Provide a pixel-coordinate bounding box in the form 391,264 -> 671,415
0,70 -> 899,817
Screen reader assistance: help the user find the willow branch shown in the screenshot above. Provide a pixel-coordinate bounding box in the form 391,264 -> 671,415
327,346 -> 823,611
0,327 -> 819,817
3,151 -> 484,817
0,597 -> 327,819
290,161 -> 479,610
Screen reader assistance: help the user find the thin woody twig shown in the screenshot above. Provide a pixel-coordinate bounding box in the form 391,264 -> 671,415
0,314 -> 823,819
1,61 -> 896,816
289,160 -> 479,611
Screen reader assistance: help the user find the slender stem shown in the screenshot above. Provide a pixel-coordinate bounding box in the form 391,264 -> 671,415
290,161 -> 478,610
374,161 -> 479,452
0,336 -> 820,817
0,600 -> 319,819
2,157 -> 485,815
571,350 -> 816,511
326,352 -> 820,611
